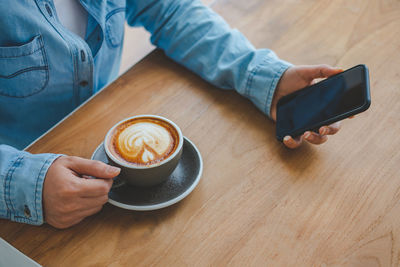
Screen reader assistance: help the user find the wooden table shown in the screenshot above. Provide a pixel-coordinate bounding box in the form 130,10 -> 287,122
1,0 -> 400,265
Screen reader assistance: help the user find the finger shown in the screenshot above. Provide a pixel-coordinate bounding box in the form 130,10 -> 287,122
319,122 -> 341,136
302,64 -> 343,80
303,131 -> 328,145
75,177 -> 113,198
283,135 -> 303,149
66,156 -> 120,179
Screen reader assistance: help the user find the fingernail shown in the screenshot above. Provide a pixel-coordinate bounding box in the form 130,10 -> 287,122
107,166 -> 121,174
284,136 -> 290,142
321,128 -> 327,135
305,132 -> 311,138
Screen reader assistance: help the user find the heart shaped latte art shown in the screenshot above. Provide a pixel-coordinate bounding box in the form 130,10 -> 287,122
115,122 -> 174,165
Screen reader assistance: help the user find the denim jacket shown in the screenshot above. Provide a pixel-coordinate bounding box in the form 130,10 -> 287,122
0,0 -> 291,225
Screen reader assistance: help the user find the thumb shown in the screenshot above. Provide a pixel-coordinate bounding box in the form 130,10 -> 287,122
302,64 -> 343,80
66,156 -> 120,179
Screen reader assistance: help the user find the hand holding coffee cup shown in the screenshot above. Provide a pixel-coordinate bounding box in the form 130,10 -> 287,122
104,115 -> 183,187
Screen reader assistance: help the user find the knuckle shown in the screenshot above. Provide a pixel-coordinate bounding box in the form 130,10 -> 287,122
65,203 -> 78,213
101,194 -> 109,204
57,216 -> 73,228
70,156 -> 81,161
328,129 -> 335,135
91,160 -> 107,173
65,156 -> 78,165
316,136 -> 328,145
318,64 -> 330,70
328,128 -> 338,135
99,183 -> 111,195
57,202 -> 76,214
54,204 -> 67,215
54,155 -> 67,165
106,179 -> 114,187
60,181 -> 80,198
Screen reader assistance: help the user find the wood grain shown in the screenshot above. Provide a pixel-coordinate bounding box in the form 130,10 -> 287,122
1,0 -> 400,266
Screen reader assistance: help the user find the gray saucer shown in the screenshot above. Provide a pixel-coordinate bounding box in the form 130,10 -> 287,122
91,137 -> 203,211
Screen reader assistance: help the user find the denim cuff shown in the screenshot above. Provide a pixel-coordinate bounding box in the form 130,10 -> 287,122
243,50 -> 292,119
3,150 -> 61,225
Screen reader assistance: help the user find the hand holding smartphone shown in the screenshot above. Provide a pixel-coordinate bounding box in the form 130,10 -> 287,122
276,64 -> 371,141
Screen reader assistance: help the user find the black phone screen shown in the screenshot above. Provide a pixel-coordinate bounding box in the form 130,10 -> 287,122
276,65 -> 370,141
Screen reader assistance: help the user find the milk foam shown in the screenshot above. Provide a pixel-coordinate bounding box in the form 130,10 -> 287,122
116,122 -> 173,164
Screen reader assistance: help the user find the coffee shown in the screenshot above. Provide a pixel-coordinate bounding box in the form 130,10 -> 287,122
107,117 -> 179,166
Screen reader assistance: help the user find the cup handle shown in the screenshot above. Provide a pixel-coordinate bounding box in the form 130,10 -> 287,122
111,176 -> 126,189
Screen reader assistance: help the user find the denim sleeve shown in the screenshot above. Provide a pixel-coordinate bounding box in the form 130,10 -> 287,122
126,0 -> 292,118
0,145 -> 60,225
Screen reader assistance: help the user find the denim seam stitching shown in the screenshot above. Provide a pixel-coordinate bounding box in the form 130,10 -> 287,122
72,45 -> 79,106
33,156 -> 53,222
4,156 -> 24,220
40,35 -> 50,95
14,216 -> 32,220
245,59 -> 262,98
12,217 -> 39,225
3,154 -> 52,225
264,63 -> 288,115
12,216 -> 36,224
88,42 -> 94,95
0,66 -> 48,79
105,8 -> 126,48
105,7 -> 126,20
1,157 -> 15,220
0,36 -> 50,98
0,41 -> 43,59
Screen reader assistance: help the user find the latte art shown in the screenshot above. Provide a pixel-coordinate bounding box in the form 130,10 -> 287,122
110,118 -> 179,166
117,122 -> 173,164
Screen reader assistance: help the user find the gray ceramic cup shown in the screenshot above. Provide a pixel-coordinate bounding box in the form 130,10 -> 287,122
104,115 -> 184,187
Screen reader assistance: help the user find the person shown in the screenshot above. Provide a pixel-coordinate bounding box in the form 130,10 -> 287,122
0,0 -> 342,229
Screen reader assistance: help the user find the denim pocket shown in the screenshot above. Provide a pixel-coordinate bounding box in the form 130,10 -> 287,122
105,8 -> 126,48
0,35 -> 49,98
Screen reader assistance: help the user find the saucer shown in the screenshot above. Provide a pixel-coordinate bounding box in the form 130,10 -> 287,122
91,137 -> 203,211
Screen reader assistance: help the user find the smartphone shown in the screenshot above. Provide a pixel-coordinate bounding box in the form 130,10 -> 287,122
276,64 -> 371,141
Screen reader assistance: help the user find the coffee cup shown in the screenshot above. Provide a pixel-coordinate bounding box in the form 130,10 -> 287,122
104,115 -> 183,187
